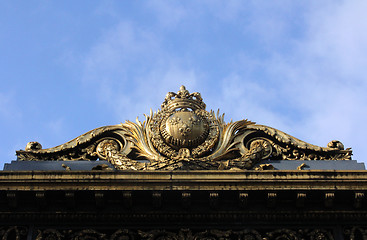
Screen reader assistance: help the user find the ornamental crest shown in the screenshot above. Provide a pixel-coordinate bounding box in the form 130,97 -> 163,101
150,86 -> 219,160
16,86 -> 352,170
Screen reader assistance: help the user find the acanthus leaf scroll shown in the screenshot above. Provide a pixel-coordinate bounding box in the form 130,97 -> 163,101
16,86 -> 352,170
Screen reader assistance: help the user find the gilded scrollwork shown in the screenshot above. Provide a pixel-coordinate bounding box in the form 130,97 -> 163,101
306,229 -> 334,240
8,227 -> 342,240
344,227 -> 367,240
35,229 -> 63,240
16,126 -> 133,162
16,86 -> 352,170
94,138 -> 144,170
236,229 -> 262,240
245,125 -> 352,160
266,229 -> 299,240
110,229 -> 136,240
70,229 -> 107,240
0,226 -> 28,240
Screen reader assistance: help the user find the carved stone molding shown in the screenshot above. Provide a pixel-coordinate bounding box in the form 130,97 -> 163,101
0,226 -> 28,240
239,192 -> 249,209
2,226 -> 361,240
6,191 -> 17,209
354,192 -> 365,209
181,192 -> 191,209
324,192 -> 335,208
296,192 -> 307,208
64,191 -> 75,209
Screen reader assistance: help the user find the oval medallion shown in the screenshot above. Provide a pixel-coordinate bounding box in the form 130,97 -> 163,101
161,111 -> 209,148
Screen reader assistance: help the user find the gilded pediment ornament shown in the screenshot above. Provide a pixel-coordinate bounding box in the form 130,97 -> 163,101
16,86 -> 352,170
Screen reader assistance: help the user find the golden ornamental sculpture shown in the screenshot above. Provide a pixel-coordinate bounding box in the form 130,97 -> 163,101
16,86 -> 352,170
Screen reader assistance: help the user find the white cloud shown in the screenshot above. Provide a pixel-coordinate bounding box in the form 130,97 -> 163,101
279,0 -> 367,151
0,92 -> 21,122
145,0 -> 187,28
83,21 -> 160,83
216,74 -> 293,132
305,1 -> 367,81
81,1 -> 367,162
81,20 -> 200,122
246,0 -> 367,159
200,0 -> 367,161
113,65 -> 199,121
203,0 -> 246,21
47,118 -> 65,135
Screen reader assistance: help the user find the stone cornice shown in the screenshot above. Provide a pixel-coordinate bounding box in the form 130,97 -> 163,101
1,170 -> 367,191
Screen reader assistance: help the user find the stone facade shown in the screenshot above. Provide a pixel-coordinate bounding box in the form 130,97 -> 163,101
2,86 -> 366,240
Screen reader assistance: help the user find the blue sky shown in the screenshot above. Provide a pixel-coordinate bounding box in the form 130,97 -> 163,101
1,1 -> 367,168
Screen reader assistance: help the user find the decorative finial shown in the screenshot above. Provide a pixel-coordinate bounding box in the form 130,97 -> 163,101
177,85 -> 190,99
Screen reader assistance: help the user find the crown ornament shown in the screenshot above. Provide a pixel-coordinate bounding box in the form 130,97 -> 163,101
161,86 -> 206,111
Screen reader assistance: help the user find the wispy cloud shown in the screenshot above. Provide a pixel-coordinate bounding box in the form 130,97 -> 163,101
47,118 -> 65,136
83,21 -> 160,83
80,1 -> 366,162
81,19 -> 200,122
0,92 -> 21,123
145,0 -> 187,28
216,0 -> 367,159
